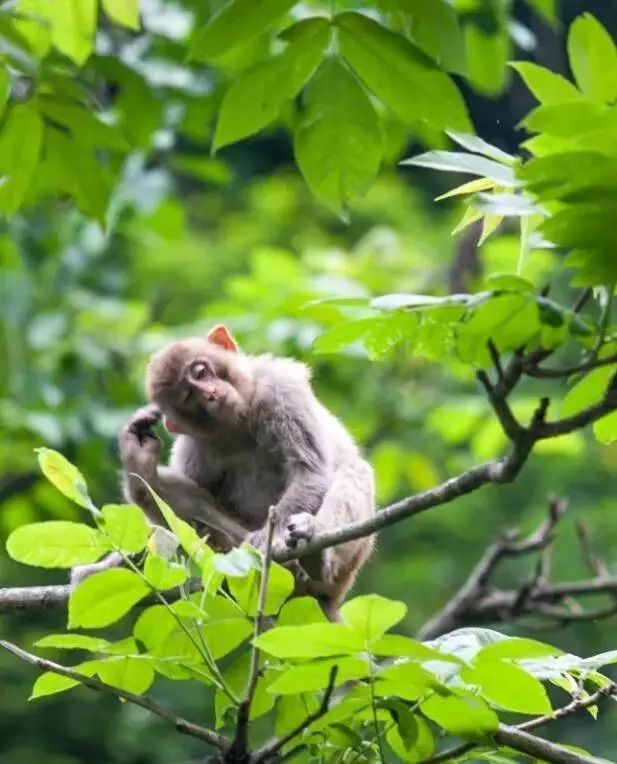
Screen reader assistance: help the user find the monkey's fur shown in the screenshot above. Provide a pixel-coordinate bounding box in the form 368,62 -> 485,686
74,326 -> 375,618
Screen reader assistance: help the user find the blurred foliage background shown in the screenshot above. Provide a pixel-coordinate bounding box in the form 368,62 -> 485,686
2,0 -> 617,762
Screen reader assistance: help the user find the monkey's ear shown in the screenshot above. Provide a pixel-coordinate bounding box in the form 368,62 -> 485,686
207,325 -> 238,352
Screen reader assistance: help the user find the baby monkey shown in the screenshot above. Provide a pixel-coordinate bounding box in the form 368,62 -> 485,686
79,326 -> 375,618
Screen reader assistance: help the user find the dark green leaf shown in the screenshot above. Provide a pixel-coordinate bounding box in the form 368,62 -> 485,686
214,18 -> 329,150
337,12 -> 471,132
0,104 -> 43,214
189,0 -> 296,61
294,57 -> 381,214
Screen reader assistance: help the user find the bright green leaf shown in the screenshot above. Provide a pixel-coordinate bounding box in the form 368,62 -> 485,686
69,569 -> 150,629
463,659 -> 552,714
278,596 -> 328,626
94,656 -> 155,695
30,672 -> 81,700
340,594 -> 407,641
144,554 -> 188,590
101,504 -> 150,554
35,448 -> 93,510
268,656 -> 369,694
477,637 -> 564,661
568,13 -> 617,105
102,0 -> 140,30
7,522 -> 110,568
254,623 -> 364,658
510,61 -> 582,104
35,635 -> 111,651
420,692 -> 499,737
49,0 -> 97,64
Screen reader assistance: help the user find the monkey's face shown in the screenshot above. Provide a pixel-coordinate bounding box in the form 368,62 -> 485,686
146,330 -> 252,436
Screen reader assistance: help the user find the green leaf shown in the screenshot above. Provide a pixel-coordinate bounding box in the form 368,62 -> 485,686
229,561 -> 295,616
278,596 -> 328,625
401,151 -> 516,185
144,554 -> 188,590
143,482 -> 209,562
37,100 -> 129,152
340,594 -> 407,642
6,522 -> 110,568
30,672 -> 81,700
294,57 -> 381,214
214,17 -> 329,150
371,634 -> 463,664
420,692 -> 499,737
49,0 -> 97,64
268,656 -> 369,694
35,635 -> 111,651
560,366 -> 614,418
337,11 -> 471,133
407,0 -> 466,74
465,24 -> 509,96
93,656 -> 155,695
69,569 -> 150,629
477,637 -> 564,661
387,711 -> 434,762
102,0 -> 140,30
0,68 -> 9,119
447,132 -> 516,166
42,129 -> 111,224
593,410 -> 617,445
35,448 -> 93,510
462,660 -> 552,714
0,104 -> 43,214
214,546 -> 259,577
189,0 -> 296,61
567,13 -> 617,105
510,62 -> 582,104
435,177 -> 496,201
254,623 -> 364,658
101,504 -> 150,554
14,0 -> 52,58
314,318 -> 378,354
216,651 -> 275,727
377,661 -> 443,699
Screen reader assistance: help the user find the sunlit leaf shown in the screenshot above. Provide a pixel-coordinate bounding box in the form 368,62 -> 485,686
69,569 -> 150,629
7,522 -> 110,568
101,504 -> 150,554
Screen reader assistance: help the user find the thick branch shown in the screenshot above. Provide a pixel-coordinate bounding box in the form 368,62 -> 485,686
494,725 -> 607,764
0,640 -> 229,751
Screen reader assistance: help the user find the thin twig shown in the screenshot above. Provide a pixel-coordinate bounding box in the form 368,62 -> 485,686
0,640 -> 230,751
230,507 -> 277,761
253,666 -> 339,763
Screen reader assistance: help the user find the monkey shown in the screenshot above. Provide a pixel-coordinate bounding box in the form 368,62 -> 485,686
73,325 -> 375,619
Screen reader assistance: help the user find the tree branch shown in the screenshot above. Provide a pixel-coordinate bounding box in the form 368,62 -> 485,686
0,640 -> 230,751
422,680 -> 617,764
252,665 -> 338,763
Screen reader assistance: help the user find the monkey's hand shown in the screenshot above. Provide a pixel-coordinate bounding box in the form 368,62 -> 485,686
120,405 -> 163,480
283,511 -> 316,549
247,511 -> 316,556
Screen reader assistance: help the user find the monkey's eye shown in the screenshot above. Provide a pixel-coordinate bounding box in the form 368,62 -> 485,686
189,361 -> 211,381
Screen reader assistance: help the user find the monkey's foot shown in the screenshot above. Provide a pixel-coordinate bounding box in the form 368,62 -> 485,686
284,511 -> 315,549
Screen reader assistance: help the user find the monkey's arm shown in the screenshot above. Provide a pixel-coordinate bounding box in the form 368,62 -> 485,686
121,407 -> 246,546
